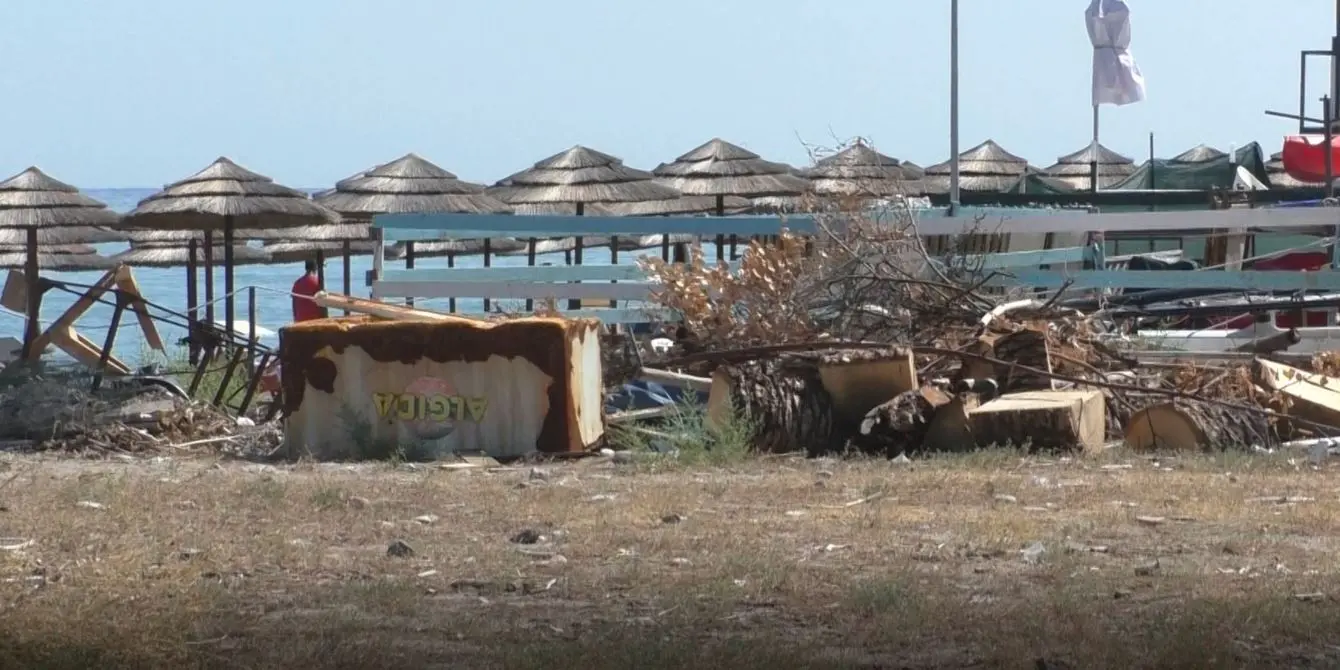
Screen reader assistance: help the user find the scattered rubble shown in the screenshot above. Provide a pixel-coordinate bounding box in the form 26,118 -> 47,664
0,369 -> 280,457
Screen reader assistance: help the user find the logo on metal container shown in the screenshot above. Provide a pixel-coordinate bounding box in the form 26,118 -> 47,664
372,376 -> 488,441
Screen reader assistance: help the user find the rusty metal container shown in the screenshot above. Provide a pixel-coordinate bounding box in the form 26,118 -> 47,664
278,315 -> 604,460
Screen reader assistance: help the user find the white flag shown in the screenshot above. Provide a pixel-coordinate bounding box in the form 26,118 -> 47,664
1086,0 -> 1146,106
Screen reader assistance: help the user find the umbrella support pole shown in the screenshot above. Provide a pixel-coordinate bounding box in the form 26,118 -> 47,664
342,241 -> 352,316
19,229 -> 39,362
223,219 -> 236,346
187,240 -> 200,365
203,231 -> 215,331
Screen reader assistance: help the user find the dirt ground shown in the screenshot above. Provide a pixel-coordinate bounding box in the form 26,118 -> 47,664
2,448 -> 1340,669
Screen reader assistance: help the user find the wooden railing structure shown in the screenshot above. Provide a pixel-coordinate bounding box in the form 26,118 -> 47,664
365,205 -> 1340,323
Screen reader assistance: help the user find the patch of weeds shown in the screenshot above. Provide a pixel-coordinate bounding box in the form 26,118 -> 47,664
333,577 -> 423,618
609,399 -> 757,468
241,476 -> 287,503
336,403 -> 436,463
309,484 -> 348,511
845,575 -> 923,620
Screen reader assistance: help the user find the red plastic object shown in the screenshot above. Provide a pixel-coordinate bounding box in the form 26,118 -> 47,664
1281,135 -> 1340,183
1214,251 -> 1331,329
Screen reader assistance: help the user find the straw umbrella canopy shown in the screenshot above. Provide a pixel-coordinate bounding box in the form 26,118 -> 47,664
1266,151 -> 1322,189
801,142 -> 920,197
1171,144 -> 1226,164
652,138 -> 811,214
0,166 -> 127,356
922,140 -> 1035,193
317,153 -> 513,271
319,153 -> 511,218
0,243 -> 116,272
492,146 -> 679,214
118,157 -> 340,337
1044,141 -> 1137,190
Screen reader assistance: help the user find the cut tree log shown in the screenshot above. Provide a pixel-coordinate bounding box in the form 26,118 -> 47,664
706,357 -> 841,455
990,329 -> 1055,392
851,386 -> 951,455
1123,400 -> 1273,452
1253,358 -> 1340,436
968,389 -> 1105,453
794,347 -> 917,424
960,328 -> 1054,393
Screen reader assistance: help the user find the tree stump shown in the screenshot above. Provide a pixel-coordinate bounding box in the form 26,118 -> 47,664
707,357 -> 842,455
1123,400 -> 1274,452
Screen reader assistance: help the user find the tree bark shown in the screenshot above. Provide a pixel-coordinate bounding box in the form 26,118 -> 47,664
707,357 -> 842,455
1124,400 -> 1274,452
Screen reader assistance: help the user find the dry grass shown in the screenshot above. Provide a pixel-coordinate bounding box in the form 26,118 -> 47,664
2,449 -> 1340,668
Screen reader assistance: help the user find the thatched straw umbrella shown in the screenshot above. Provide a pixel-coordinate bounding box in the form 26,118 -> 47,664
317,153 -> 513,288
0,244 -> 116,272
0,167 -> 126,357
492,146 -> 678,213
1266,151 -> 1322,190
1171,144 -> 1226,164
922,140 -> 1035,193
652,138 -> 811,215
801,142 -> 920,197
490,146 -> 679,308
899,161 -> 927,180
1044,141 -> 1137,191
118,157 -> 339,341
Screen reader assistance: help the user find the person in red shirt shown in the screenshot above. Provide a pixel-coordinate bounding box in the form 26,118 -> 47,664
291,260 -> 326,322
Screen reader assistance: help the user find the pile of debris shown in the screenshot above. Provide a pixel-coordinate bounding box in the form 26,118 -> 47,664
0,370 -> 279,457
617,215 -> 1340,456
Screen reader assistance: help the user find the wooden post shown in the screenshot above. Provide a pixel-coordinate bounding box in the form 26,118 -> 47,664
404,241 -> 415,307
342,239 -> 352,316
247,285 -> 257,369
447,252 -> 457,313
20,227 -> 39,361
187,239 -> 199,364
223,218 -> 236,346
483,239 -> 492,313
203,230 -> 215,331
609,236 -> 619,309
525,237 -> 537,312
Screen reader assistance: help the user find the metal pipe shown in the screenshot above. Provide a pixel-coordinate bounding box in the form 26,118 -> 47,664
949,0 -> 960,210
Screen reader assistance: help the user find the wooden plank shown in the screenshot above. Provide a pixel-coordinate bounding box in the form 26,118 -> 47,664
380,259 -> 743,283
947,245 -> 1093,270
998,269 -> 1340,291
375,213 -> 818,237
445,307 -> 678,324
372,280 -> 656,301
914,206 -> 1339,237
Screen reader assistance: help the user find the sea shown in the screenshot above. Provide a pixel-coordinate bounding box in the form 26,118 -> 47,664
18,188 -> 723,366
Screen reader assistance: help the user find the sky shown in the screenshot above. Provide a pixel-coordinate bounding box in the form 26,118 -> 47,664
1,0 -> 1335,189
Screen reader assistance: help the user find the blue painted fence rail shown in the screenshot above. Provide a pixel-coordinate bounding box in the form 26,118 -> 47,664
366,209 -> 1340,316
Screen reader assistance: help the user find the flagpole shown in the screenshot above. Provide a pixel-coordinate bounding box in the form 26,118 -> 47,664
949,0 -> 960,212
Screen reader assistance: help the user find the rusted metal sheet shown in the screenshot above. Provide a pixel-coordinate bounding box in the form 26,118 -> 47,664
280,315 -> 604,460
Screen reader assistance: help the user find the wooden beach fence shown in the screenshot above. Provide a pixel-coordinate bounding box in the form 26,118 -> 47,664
363,205 -> 1340,324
